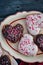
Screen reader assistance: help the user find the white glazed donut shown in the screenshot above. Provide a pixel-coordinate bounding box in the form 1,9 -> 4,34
26,14 -> 43,35
39,14 -> 43,28
28,24 -> 40,35
18,34 -> 38,56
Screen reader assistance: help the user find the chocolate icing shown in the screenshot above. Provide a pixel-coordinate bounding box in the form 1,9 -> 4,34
0,55 -> 11,65
2,24 -> 24,43
34,34 -> 43,51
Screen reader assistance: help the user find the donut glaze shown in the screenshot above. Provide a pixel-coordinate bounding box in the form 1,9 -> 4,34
18,34 -> 38,56
2,24 -> 24,43
34,34 -> 43,51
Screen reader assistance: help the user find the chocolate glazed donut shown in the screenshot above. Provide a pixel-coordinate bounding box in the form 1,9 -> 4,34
34,34 -> 43,52
0,55 -> 11,65
2,24 -> 24,43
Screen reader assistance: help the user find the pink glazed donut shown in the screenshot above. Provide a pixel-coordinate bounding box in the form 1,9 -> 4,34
26,14 -> 43,35
18,34 -> 38,56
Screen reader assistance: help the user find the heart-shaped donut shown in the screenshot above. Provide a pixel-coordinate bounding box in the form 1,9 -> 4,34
34,34 -> 43,52
2,24 -> 24,43
26,14 -> 43,35
18,34 -> 38,56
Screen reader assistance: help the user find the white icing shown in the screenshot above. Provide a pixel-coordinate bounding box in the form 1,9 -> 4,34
26,14 -> 43,35
18,34 -> 38,56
